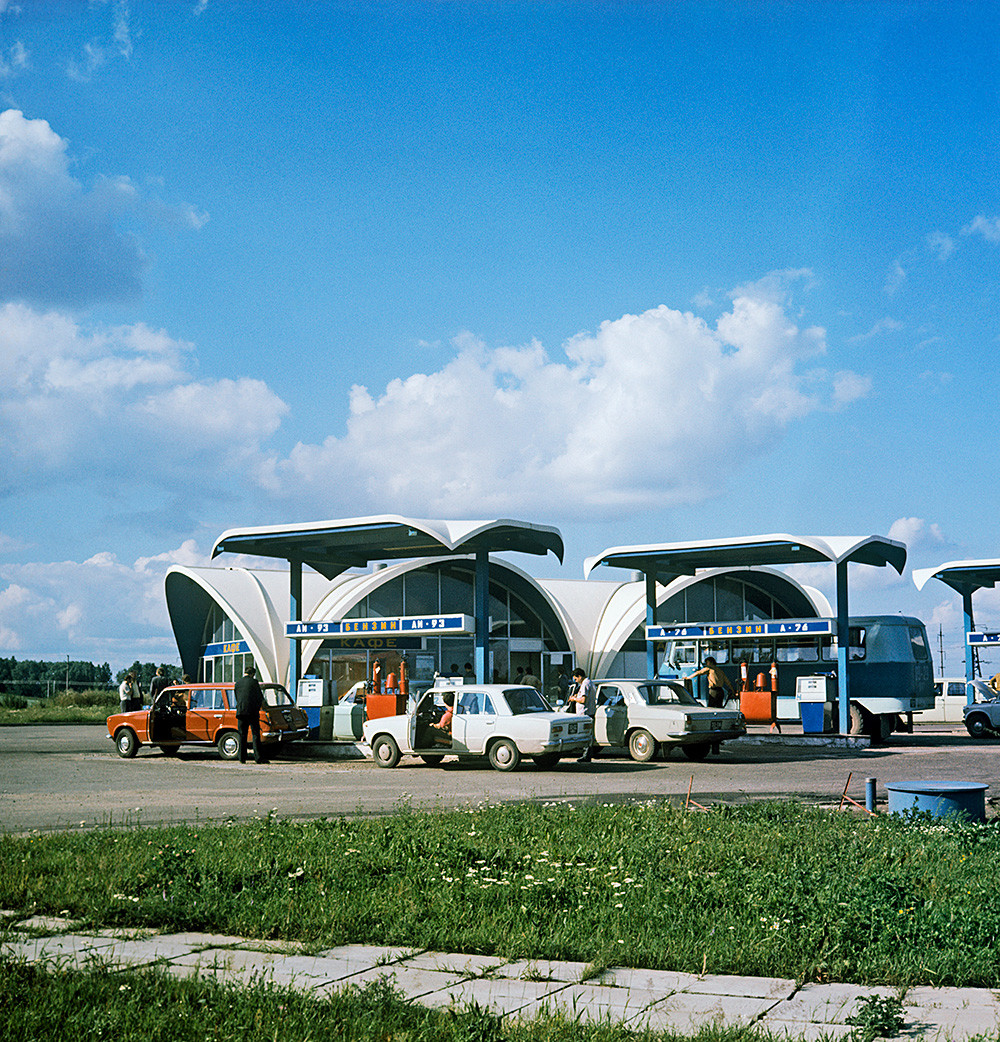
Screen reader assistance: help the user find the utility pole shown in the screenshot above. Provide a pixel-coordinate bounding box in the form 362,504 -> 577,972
938,625 -> 945,676
65,654 -> 69,695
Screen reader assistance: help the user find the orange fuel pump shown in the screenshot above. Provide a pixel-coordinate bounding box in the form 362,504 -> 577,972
367,657 -> 403,721
741,661 -> 779,728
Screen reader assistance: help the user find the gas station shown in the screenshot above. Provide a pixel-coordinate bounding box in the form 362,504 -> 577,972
164,517 -> 934,739
913,558 -> 1000,698
585,534 -> 911,736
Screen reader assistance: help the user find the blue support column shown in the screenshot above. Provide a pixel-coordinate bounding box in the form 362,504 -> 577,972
646,571 -> 657,680
963,588 -> 975,705
289,558 -> 302,702
836,560 -> 850,735
475,549 -> 489,684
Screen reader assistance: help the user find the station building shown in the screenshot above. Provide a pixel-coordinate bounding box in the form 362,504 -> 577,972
164,516 -> 830,704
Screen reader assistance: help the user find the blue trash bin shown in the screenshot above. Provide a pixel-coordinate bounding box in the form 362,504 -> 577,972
799,701 -> 825,733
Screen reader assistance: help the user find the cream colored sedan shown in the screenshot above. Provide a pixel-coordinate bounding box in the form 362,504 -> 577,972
592,679 -> 746,761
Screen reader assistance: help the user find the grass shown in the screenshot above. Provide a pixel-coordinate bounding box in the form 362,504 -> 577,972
0,957 -> 773,1042
4,800 -> 1000,989
0,689 -> 116,725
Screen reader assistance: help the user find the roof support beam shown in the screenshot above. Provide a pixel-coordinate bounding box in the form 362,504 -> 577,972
475,549 -> 489,685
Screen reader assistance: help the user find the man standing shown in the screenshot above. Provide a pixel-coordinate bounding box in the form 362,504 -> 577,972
570,667 -> 598,762
234,664 -> 266,764
149,667 -> 170,707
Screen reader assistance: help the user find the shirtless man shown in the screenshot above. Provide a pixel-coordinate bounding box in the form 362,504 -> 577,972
690,657 -> 736,708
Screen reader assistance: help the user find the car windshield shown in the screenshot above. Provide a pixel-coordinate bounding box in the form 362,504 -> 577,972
503,686 -> 552,715
262,684 -> 295,707
638,683 -> 701,707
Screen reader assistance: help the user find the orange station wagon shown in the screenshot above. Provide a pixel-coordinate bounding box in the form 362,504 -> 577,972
106,682 -> 309,760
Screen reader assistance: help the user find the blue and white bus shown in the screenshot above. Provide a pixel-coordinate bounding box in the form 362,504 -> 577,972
652,615 -> 935,740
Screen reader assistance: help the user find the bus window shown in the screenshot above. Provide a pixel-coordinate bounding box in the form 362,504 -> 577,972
731,640 -> 773,663
908,626 -> 930,661
709,644 -> 731,665
667,641 -> 698,669
822,628 -> 866,662
776,640 -> 819,663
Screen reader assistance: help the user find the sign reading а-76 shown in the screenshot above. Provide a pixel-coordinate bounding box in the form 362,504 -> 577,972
286,614 -> 475,638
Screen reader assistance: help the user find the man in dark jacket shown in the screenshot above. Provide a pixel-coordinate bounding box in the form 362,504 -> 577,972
149,667 -> 170,707
234,665 -> 267,764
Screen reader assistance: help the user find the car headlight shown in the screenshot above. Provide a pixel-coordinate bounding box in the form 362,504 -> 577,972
552,725 -> 564,736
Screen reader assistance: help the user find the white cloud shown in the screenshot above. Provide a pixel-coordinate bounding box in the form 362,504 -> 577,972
257,272 -> 868,519
0,301 -> 288,493
0,109 -> 206,307
926,231 -> 956,261
884,259 -> 906,296
0,540 -> 211,664
0,108 -> 143,305
962,215 -> 1000,243
888,517 -> 944,550
849,317 -> 903,342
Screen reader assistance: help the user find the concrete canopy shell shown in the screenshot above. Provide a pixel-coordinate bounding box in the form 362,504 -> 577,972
913,559 -> 1000,595
212,515 -> 564,579
584,533 -> 907,582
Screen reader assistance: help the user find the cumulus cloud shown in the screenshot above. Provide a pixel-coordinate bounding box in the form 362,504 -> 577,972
0,301 -> 288,494
257,272 -> 868,519
0,109 -> 144,305
0,109 -> 206,307
0,539 -> 210,662
888,517 -> 945,551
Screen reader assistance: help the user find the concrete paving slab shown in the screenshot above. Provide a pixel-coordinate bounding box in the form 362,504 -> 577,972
313,943 -> 413,967
593,966 -> 697,993
419,975 -> 573,1015
765,982 -> 893,1025
328,964 -> 466,1002
685,972 -> 798,999
495,958 -> 591,982
533,981 -> 681,1027
900,989 -> 1000,1041
399,950 -> 509,976
758,1019 -> 857,1041
166,948 -> 357,990
101,935 -> 225,967
13,915 -> 84,933
0,932 -> 116,967
637,990 -> 780,1033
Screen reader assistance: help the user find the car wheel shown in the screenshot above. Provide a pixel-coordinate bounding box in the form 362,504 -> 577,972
372,735 -> 401,768
488,738 -> 520,772
216,731 -> 240,761
532,752 -> 561,769
966,713 -> 992,739
115,728 -> 139,758
628,728 -> 658,763
682,742 -> 711,761
419,754 -> 445,766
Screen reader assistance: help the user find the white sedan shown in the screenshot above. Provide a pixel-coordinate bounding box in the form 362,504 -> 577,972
592,679 -> 746,761
363,684 -> 592,772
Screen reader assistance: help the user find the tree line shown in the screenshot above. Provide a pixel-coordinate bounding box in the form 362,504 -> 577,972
0,658 -> 179,699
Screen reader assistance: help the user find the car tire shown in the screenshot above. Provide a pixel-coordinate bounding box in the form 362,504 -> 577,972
488,738 -> 520,772
628,728 -> 658,763
115,728 -> 139,759
216,731 -> 240,761
966,713 -> 992,739
372,735 -> 401,768
419,754 -> 445,766
682,742 -> 711,761
532,752 -> 561,769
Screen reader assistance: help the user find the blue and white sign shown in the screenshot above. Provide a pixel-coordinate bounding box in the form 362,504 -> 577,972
286,614 -> 475,638
967,631 -> 1000,645
646,619 -> 835,641
204,640 -> 251,656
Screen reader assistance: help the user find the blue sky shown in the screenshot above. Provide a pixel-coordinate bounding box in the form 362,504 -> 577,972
0,0 -> 998,674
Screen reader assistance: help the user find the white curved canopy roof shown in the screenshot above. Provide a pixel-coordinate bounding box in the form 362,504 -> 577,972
913,559 -> 1000,594
584,533 -> 907,581
212,515 -> 564,579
